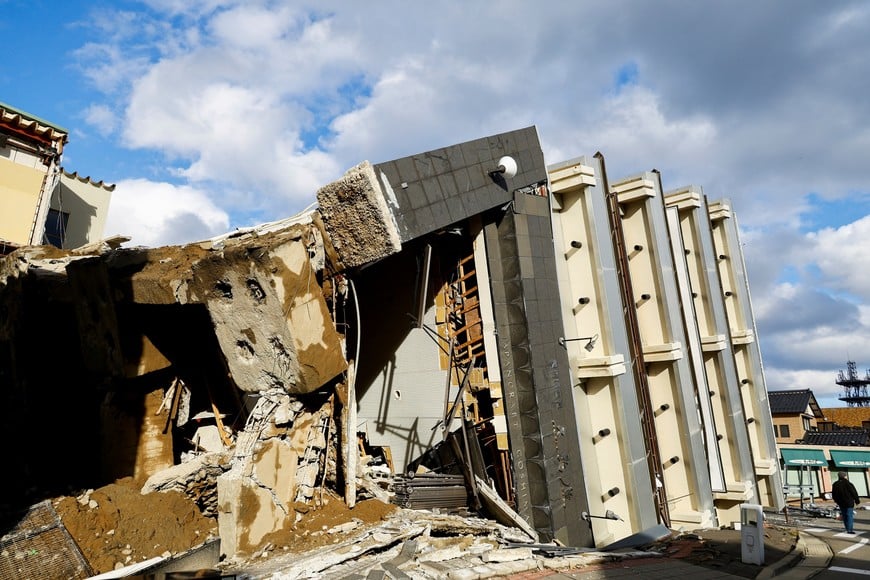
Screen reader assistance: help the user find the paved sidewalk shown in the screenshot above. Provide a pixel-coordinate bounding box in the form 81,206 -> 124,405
518,528 -> 831,579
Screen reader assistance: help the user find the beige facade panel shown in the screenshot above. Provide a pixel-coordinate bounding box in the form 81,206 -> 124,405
548,161 -> 596,191
0,158 -> 45,244
611,177 -> 656,202
707,200 -> 747,334
574,354 -> 626,377
731,328 -> 755,345
701,334 -> 728,352
642,342 -> 683,362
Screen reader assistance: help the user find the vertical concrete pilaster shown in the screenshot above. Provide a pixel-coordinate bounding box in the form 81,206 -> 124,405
708,199 -> 784,512
548,156 -> 658,546
484,188 -> 591,547
609,172 -> 716,529
665,187 -> 760,524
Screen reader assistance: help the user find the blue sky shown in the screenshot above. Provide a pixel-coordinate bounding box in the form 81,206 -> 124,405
3,0 -> 870,408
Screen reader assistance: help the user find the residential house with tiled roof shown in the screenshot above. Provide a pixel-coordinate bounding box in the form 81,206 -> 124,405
0,101 -> 113,254
769,389 -> 823,444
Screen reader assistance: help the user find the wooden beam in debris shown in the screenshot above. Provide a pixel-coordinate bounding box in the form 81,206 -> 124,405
475,475 -> 539,542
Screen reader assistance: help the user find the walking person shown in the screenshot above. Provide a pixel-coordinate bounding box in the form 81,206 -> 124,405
832,471 -> 861,534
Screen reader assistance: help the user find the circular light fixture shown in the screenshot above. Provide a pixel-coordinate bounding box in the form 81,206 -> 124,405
494,155 -> 518,178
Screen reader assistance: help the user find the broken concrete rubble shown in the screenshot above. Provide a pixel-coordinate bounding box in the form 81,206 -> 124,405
315,160 -> 402,270
0,214 -> 358,561
1,147 -> 550,575
221,507 -> 675,580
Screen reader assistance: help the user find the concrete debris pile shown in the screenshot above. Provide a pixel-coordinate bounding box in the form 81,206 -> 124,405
0,154 -> 544,577
0,200 -> 392,569
227,508 -> 654,579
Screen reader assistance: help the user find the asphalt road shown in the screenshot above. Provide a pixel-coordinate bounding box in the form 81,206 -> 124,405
798,506 -> 870,578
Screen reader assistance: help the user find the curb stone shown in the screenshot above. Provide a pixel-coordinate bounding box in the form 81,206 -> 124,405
757,532 -> 833,580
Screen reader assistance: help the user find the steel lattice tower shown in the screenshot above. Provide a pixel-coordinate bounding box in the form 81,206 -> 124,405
837,360 -> 870,407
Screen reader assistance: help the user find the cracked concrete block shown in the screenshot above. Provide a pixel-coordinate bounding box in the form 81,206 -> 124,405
316,161 -> 401,269
252,439 -> 297,507
471,564 -> 497,577
446,568 -> 479,580
203,263 -> 303,393
217,472 -> 288,558
418,544 -> 471,563
101,223 -> 346,395
201,232 -> 345,394
486,559 -> 541,574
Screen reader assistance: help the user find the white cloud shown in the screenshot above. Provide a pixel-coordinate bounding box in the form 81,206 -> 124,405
105,179 -> 230,247
764,367 -> 845,406
808,215 -> 870,297
208,4 -> 301,49
72,41 -> 153,96
544,86 -> 718,181
82,104 -> 118,137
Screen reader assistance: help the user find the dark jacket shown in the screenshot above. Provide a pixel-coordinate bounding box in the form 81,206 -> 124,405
832,478 -> 861,508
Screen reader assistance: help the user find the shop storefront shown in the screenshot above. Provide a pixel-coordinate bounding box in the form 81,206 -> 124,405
781,448 -> 828,500
829,449 -> 870,497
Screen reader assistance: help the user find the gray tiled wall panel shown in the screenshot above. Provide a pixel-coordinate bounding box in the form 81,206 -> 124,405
374,127 -> 546,241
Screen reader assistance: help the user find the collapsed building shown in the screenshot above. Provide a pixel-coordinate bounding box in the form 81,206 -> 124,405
0,127 -> 783,574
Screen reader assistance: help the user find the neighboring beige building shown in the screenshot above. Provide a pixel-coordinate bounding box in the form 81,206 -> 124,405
0,101 -> 113,254
548,160 -> 783,542
48,170 -> 116,249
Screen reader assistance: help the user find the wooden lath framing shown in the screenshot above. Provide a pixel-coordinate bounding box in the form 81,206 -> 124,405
449,254 -> 484,367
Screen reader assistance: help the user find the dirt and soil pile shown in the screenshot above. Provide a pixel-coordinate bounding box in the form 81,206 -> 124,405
53,478 -> 217,574
52,478 -> 398,575
256,492 -> 398,557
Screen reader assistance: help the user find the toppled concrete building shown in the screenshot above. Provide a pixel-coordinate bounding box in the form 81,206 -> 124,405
0,126 -> 783,576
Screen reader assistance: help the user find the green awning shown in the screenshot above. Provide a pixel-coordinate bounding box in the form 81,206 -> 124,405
781,448 -> 828,466
830,449 -> 870,468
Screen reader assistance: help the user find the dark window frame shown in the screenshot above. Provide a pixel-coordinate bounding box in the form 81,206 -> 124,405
44,208 -> 69,248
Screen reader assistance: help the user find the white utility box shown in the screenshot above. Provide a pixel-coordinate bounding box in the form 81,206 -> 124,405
740,503 -> 764,565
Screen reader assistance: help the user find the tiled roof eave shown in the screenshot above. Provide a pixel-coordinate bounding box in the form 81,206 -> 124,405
0,109 -> 68,145
61,169 -> 116,192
